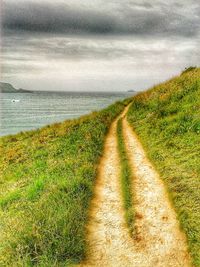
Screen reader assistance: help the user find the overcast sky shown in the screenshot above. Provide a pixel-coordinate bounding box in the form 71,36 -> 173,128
1,0 -> 200,91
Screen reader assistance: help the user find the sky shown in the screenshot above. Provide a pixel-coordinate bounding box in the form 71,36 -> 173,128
1,0 -> 200,91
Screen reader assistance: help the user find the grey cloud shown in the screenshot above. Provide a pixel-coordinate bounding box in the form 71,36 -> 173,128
2,1 -> 200,38
1,0 -> 200,92
2,34 -> 200,76
2,35 -> 196,62
2,63 -> 41,75
3,2 -> 119,35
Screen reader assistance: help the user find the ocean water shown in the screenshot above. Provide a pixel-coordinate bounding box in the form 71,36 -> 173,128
0,91 -> 133,136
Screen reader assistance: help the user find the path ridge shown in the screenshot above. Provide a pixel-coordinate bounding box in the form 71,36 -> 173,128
79,107 -> 191,267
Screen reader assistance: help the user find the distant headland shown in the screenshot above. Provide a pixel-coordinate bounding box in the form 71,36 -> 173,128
0,82 -> 31,93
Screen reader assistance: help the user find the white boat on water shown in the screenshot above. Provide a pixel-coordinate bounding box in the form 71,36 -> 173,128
11,99 -> 20,103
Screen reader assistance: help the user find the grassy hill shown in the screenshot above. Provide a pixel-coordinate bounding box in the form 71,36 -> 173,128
127,67 -> 200,266
0,82 -> 31,93
0,99 -> 130,266
0,68 -> 199,266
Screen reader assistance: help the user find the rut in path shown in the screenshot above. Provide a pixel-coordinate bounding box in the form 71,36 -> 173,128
79,109 -> 191,267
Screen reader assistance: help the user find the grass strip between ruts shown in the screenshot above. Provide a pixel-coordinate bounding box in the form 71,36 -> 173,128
117,118 -> 135,236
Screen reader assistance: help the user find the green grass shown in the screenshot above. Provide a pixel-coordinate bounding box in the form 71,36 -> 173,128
1,68 -> 199,266
0,99 -> 131,266
127,68 -> 200,266
117,118 -> 135,236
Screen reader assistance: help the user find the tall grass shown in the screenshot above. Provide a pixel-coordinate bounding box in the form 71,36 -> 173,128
117,118 -> 135,236
0,99 -> 130,266
127,68 -> 200,266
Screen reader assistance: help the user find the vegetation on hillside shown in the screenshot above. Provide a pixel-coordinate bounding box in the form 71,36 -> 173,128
127,68 -> 200,266
1,67 -> 199,266
0,99 -> 130,266
182,66 -> 197,75
0,82 -> 30,93
117,118 -> 135,236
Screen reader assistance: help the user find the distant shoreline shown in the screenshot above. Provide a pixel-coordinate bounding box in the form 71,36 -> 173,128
0,81 -> 137,94
0,82 -> 31,93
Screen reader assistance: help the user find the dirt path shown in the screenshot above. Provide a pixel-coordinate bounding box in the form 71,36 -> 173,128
122,118 -> 191,267
78,107 -> 191,267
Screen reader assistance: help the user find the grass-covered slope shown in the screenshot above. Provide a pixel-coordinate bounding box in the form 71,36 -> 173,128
127,68 -> 200,266
0,99 -> 130,266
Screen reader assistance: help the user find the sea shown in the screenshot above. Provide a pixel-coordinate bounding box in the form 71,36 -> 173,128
0,91 -> 134,136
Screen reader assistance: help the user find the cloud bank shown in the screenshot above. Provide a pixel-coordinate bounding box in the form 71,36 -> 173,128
2,0 -> 200,37
1,0 -> 200,91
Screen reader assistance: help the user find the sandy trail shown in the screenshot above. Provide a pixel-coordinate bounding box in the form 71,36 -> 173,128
78,108 -> 191,267
122,118 -> 191,267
